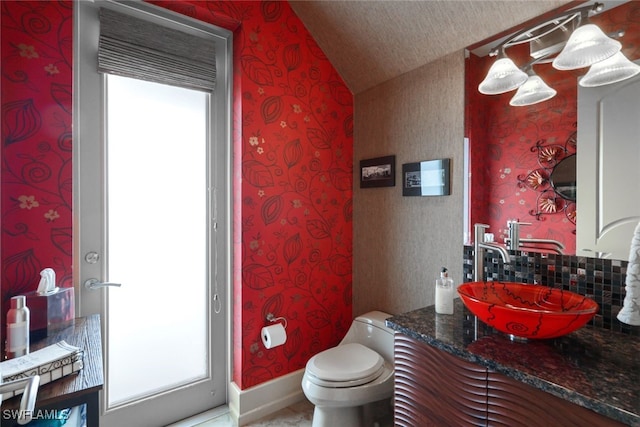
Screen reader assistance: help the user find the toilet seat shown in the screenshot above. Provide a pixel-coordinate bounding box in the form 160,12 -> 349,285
305,343 -> 385,388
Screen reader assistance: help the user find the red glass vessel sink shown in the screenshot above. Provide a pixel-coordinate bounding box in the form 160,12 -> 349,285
457,282 -> 599,339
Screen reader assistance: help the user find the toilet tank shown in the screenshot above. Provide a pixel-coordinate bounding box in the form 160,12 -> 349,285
340,311 -> 395,362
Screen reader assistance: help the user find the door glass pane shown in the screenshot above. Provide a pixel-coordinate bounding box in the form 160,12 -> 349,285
106,75 -> 209,406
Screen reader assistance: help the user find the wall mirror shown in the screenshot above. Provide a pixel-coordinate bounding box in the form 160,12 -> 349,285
465,0 -> 640,258
516,133 -> 576,225
550,154 -> 576,201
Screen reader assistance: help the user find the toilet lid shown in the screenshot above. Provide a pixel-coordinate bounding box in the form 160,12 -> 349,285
306,343 -> 384,382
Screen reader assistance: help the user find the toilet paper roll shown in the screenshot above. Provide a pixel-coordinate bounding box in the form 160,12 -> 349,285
261,323 -> 287,349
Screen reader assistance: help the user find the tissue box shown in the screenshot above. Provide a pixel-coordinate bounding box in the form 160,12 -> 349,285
25,287 -> 75,340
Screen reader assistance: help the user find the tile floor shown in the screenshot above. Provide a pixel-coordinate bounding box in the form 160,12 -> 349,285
192,399 -> 314,427
179,398 -> 393,427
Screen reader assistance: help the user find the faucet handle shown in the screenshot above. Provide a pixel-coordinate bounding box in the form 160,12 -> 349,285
473,224 -> 489,243
474,223 -> 491,242
508,220 -> 531,226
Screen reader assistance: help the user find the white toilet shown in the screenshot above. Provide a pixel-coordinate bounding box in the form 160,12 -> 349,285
301,310 -> 395,427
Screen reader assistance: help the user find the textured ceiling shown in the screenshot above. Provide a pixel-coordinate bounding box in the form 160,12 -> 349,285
289,0 -> 571,94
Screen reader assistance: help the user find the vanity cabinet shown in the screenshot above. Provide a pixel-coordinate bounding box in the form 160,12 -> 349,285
394,334 -> 624,427
394,333 -> 486,425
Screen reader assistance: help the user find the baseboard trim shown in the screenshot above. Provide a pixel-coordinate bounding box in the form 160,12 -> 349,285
228,368 -> 306,426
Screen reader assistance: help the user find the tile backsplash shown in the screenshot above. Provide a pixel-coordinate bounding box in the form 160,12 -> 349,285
463,246 -> 639,336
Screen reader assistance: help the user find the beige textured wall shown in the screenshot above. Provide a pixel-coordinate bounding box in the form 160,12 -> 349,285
353,51 -> 465,317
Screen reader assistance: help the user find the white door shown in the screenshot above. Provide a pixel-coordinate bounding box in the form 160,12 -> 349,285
74,2 -> 231,426
577,63 -> 640,259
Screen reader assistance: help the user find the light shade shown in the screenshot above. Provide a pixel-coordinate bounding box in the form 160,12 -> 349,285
478,57 -> 528,95
579,52 -> 640,87
509,72 -> 557,106
552,23 -> 621,70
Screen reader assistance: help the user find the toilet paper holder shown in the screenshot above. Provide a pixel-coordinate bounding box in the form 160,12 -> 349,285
266,313 -> 287,329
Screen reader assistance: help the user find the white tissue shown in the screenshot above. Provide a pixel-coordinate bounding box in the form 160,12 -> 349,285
618,222 -> 640,325
37,268 -> 59,295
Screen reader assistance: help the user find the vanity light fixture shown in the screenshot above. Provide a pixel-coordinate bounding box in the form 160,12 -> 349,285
509,67 -> 557,106
479,2 -> 635,106
552,22 -> 621,70
579,51 -> 640,87
478,49 -> 528,95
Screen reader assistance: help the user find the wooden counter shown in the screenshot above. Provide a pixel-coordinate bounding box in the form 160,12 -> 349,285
2,315 -> 103,426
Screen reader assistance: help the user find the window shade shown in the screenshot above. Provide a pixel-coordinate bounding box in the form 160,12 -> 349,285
98,7 -> 216,92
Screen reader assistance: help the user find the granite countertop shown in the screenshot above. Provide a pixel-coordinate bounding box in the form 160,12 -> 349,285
386,300 -> 640,426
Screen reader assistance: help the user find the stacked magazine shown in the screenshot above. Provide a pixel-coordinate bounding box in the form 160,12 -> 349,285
0,340 -> 84,398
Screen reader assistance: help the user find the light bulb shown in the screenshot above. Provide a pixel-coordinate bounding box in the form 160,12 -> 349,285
553,23 -> 621,70
479,57 -> 528,95
510,73 -> 557,106
579,52 -> 640,87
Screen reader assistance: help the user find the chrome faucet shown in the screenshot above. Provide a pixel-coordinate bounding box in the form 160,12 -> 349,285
474,223 -> 511,281
506,220 -> 565,254
506,220 -> 527,251
519,238 -> 565,254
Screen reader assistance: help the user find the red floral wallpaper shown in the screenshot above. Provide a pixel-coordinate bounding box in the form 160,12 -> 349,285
155,0 -> 353,390
1,1 -> 353,391
1,1 -> 74,339
467,1 -> 640,254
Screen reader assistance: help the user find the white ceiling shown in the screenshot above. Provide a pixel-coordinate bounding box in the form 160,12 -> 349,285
289,0 -> 572,94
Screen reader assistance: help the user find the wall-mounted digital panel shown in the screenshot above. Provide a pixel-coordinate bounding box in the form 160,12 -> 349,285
402,159 -> 450,197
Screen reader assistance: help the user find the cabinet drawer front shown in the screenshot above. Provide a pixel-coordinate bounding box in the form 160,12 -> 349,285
487,372 -> 625,427
394,334 -> 487,426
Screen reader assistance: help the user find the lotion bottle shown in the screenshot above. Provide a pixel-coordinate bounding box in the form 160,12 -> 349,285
6,295 -> 30,359
435,267 -> 454,315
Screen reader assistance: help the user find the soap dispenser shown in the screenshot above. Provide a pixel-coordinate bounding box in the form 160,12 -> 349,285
435,267 -> 454,315
6,295 -> 30,359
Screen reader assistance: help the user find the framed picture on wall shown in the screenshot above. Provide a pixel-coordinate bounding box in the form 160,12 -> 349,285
402,158 -> 450,196
360,155 -> 396,188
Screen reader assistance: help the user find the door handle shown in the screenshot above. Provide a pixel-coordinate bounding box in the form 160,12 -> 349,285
84,278 -> 122,290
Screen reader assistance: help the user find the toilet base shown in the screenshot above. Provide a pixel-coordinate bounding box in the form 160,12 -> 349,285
310,398 -> 393,427
312,405 -> 361,427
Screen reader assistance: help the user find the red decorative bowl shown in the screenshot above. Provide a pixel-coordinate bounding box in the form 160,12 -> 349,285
457,282 -> 599,339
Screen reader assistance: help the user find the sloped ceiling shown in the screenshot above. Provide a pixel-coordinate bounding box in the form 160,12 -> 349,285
289,0 -> 571,94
